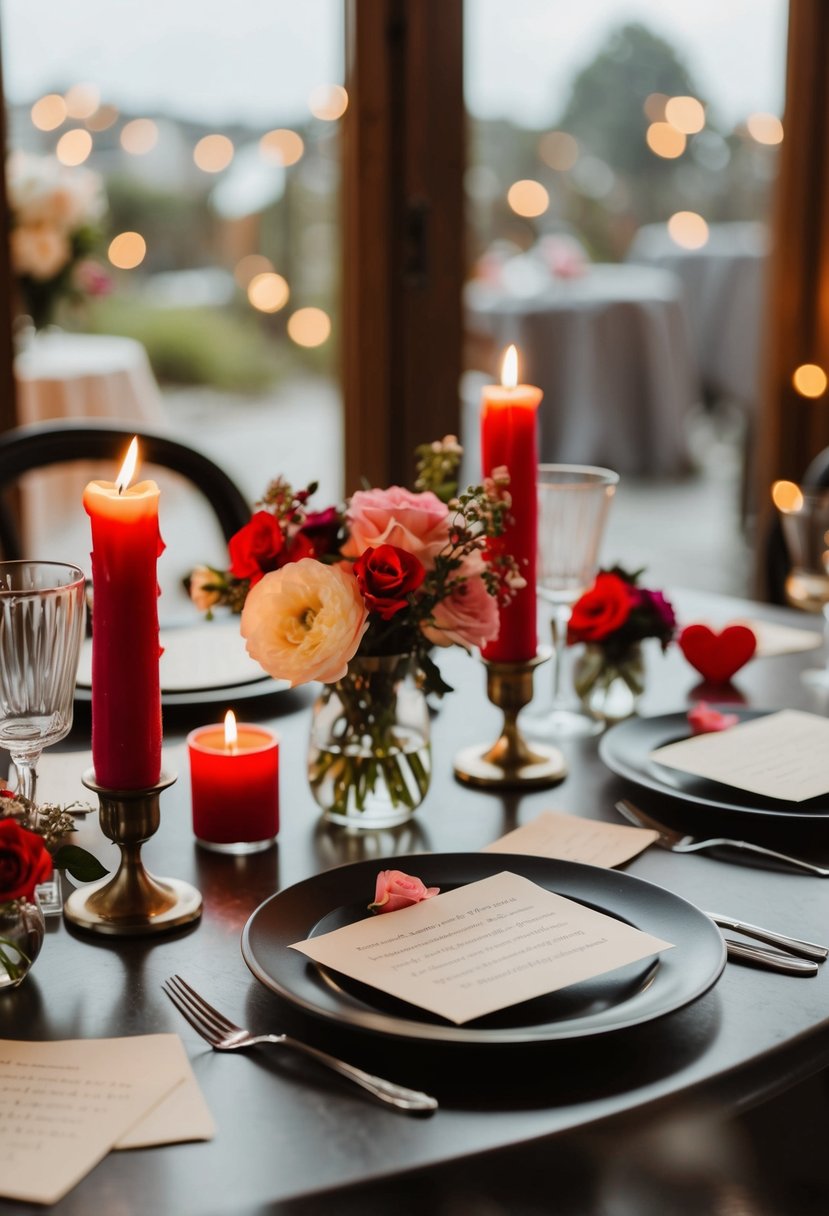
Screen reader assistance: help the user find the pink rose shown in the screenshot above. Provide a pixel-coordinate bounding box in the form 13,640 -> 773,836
687,702 -> 740,735
342,486 -> 450,570
368,869 -> 440,914
421,556 -> 500,650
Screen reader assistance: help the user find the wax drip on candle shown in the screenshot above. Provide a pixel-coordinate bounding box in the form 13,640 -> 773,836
115,436 -> 139,496
224,709 -> 238,756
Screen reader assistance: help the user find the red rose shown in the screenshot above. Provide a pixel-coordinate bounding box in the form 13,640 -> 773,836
353,544 -> 425,620
568,572 -> 633,644
228,512 -> 285,584
0,819 -> 53,903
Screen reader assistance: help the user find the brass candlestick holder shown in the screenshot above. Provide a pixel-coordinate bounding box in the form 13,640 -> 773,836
63,769 -> 202,936
454,651 -> 567,789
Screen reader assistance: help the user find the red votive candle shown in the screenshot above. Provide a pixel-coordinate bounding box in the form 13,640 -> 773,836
481,345 -> 541,663
83,437 -> 163,790
188,712 -> 279,854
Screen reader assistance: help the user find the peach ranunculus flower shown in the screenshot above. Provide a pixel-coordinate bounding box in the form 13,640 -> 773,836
341,486 -> 450,570
241,558 -> 368,686
10,224 -> 71,281
421,555 -> 500,651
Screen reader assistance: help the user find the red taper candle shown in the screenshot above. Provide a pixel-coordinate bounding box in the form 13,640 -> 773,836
481,345 -> 541,662
83,438 -> 163,789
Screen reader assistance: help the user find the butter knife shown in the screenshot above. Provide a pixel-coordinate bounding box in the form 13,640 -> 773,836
725,939 -> 819,975
708,912 -> 828,962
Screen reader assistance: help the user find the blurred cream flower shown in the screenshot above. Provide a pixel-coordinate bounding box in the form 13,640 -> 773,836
10,224 -> 71,281
241,558 -> 368,686
188,565 -> 224,614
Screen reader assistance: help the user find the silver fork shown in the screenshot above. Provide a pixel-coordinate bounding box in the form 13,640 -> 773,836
615,799 -> 829,877
162,975 -> 438,1114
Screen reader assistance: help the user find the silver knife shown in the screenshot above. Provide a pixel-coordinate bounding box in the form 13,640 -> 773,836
725,939 -> 819,975
708,913 -> 828,962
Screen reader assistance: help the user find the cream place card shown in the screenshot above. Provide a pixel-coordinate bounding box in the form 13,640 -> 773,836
650,709 -> 829,802
483,810 -> 658,867
291,871 -> 673,1025
0,1037 -> 184,1205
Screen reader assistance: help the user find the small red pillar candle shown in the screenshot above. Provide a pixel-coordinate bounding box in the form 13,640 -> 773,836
188,712 -> 279,852
83,439 -> 163,789
481,345 -> 541,662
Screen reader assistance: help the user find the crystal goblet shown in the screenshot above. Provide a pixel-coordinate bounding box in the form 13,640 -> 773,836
0,561 -> 86,804
772,480 -> 829,688
533,464 -> 618,736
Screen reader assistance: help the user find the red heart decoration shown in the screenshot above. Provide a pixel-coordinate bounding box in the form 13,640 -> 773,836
678,623 -> 757,684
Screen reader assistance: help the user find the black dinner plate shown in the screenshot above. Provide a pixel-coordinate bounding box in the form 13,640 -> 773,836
241,853 -> 725,1045
599,708 -> 829,823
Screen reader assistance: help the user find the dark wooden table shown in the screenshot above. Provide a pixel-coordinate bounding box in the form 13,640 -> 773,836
4,590 -> 829,1215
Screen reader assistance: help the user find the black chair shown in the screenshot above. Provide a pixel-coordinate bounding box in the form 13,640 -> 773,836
765,446 -> 829,604
0,419 -> 251,561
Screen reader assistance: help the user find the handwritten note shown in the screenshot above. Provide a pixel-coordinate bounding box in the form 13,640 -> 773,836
291,871 -> 673,1025
483,810 -> 658,867
650,709 -> 829,802
0,1035 -> 213,1205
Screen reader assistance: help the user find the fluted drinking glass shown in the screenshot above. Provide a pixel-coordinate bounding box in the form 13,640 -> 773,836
773,480 -> 829,688
534,464 -> 618,737
0,561 -> 86,804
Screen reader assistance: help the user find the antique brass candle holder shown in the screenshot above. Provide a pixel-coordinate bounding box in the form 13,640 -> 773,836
453,651 -> 567,789
63,769 -> 202,936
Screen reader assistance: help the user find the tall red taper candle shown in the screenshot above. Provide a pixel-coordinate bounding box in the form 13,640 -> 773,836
83,439 -> 163,789
481,345 -> 541,662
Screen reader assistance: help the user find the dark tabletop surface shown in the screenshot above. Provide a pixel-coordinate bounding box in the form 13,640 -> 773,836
3,589 -> 829,1216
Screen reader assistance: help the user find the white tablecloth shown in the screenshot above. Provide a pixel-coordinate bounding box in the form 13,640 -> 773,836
464,264 -> 699,477
625,221 -> 769,413
13,332 -> 165,552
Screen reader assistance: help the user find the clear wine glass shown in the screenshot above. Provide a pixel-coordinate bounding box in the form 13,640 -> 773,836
533,464 -> 619,736
0,561 -> 86,804
772,480 -> 829,687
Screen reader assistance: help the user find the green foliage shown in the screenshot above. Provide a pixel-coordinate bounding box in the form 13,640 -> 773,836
87,296 -> 288,391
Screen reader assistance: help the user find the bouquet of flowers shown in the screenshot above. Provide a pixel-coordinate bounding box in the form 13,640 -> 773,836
7,151 -> 110,331
568,566 -> 676,717
190,438 -> 521,821
0,789 -> 106,986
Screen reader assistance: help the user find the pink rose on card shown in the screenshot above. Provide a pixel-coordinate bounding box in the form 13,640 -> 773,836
342,486 -> 450,569
368,870 -> 440,914
687,702 -> 740,735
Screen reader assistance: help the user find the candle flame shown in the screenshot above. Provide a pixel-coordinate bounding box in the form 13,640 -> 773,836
224,709 -> 238,752
115,437 -> 139,494
501,344 -> 518,389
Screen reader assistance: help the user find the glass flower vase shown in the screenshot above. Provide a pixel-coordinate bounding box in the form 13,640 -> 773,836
573,642 -> 645,724
0,899 -> 46,991
308,654 -> 431,829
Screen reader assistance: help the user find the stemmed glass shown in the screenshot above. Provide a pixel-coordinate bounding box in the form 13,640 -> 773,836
0,561 -> 86,805
772,480 -> 829,687
533,464 -> 618,736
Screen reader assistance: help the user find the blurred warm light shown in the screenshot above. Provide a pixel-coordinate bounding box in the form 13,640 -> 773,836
792,363 -> 828,398
746,112 -> 784,145
665,96 -> 705,134
56,129 -> 93,166
86,104 -> 119,132
667,211 -> 710,249
31,94 -> 66,131
287,307 -> 331,347
64,83 -> 100,120
309,84 -> 348,121
538,130 -> 579,171
234,254 -> 274,289
259,128 -> 304,166
121,118 -> 159,155
247,273 -> 290,313
501,345 -> 518,388
772,480 -> 804,513
108,231 -> 146,270
194,134 -> 234,173
643,93 -> 668,122
646,123 -> 686,159
507,179 -> 549,218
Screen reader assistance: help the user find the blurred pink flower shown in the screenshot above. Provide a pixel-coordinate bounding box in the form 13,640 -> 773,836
421,556 -> 500,650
